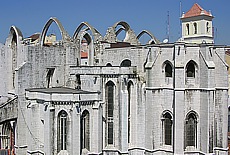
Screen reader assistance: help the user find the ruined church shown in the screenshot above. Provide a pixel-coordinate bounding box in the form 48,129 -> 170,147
0,3 -> 228,155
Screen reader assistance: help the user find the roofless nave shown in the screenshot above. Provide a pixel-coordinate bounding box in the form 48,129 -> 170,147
0,3 -> 228,155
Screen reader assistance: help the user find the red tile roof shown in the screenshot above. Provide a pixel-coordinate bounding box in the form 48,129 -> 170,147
29,33 -> 40,41
81,52 -> 88,58
182,3 -> 212,18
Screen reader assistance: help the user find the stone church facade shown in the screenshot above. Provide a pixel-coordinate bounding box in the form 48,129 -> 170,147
0,3 -> 228,155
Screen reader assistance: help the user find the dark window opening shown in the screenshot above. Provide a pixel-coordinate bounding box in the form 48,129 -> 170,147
107,84 -> 114,117
120,59 -> 131,67
165,63 -> 173,77
81,110 -> 90,151
163,113 -> 172,145
186,63 -> 195,77
106,81 -> 115,145
46,68 -> 55,88
206,22 -> 209,33
106,63 -> 112,67
186,24 -> 190,35
194,23 -> 197,34
108,122 -> 113,144
76,74 -> 81,90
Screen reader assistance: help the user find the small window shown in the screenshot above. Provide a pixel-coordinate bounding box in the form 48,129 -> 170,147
186,24 -> 190,35
186,62 -> 195,77
120,59 -> 131,67
165,63 -> 173,77
206,22 -> 210,33
193,23 -> 197,34
106,63 -> 112,67
46,68 -> 55,88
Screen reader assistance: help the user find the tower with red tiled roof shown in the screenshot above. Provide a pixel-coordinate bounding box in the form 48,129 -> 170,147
181,3 -> 214,44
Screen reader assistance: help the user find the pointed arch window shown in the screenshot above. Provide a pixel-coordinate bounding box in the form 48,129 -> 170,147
165,63 -> 173,77
81,110 -> 90,151
186,62 -> 195,78
162,112 -> 172,145
106,81 -> 115,145
58,110 -> 68,151
185,113 -> 197,147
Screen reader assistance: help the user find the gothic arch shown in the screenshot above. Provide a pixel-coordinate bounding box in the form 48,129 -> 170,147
104,21 -> 140,45
113,21 -> 131,31
9,26 -> 23,45
185,110 -> 199,121
115,27 -> 125,36
40,17 -> 70,46
162,60 -> 173,77
73,22 -> 102,42
112,21 -> 131,42
137,30 -> 160,44
185,60 -> 198,78
161,110 -> 173,118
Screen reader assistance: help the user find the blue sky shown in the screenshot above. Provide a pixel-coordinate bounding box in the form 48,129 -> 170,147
0,0 -> 229,45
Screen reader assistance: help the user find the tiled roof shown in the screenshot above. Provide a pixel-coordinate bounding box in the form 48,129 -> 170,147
182,3 -> 212,18
81,51 -> 88,58
29,33 -> 40,41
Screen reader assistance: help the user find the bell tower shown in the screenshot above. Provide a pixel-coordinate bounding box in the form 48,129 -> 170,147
181,3 -> 214,44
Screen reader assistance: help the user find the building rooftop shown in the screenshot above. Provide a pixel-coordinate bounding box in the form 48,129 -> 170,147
182,3 -> 212,18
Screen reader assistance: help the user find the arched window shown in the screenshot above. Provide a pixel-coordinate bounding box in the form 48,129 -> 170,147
81,110 -> 90,151
165,63 -> 173,77
206,22 -> 210,33
185,113 -> 197,147
186,62 -> 196,77
120,59 -> 131,67
58,110 -> 68,151
186,24 -> 190,35
193,23 -> 197,34
162,112 -> 172,145
106,81 -> 115,145
106,63 -> 112,67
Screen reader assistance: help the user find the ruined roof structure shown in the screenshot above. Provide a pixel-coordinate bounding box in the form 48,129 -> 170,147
0,3 -> 228,155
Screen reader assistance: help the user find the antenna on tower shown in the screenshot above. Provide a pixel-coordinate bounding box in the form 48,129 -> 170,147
167,11 -> 170,42
179,1 -> 182,38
